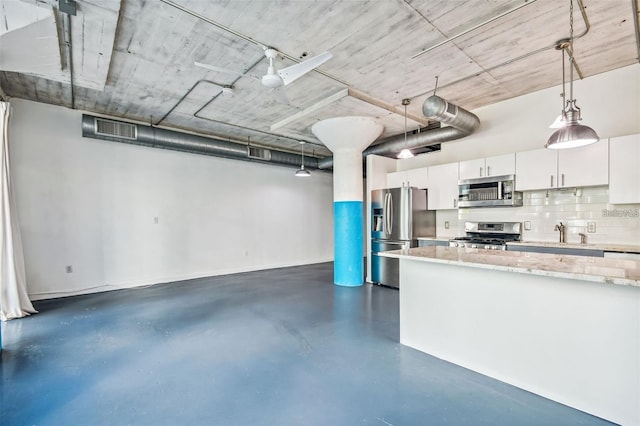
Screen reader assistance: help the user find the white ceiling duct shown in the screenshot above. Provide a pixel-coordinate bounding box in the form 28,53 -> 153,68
317,96 -> 480,169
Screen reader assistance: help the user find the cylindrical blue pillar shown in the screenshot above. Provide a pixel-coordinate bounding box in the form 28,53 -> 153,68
312,117 -> 383,287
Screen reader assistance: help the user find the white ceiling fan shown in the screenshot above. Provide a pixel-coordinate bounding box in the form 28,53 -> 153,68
194,48 -> 332,100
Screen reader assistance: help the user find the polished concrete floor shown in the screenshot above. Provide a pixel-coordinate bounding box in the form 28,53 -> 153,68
1,262 -> 613,425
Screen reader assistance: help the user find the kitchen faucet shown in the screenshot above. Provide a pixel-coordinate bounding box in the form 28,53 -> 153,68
554,222 -> 566,243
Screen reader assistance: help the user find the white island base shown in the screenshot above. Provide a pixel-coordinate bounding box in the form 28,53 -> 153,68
398,256 -> 640,426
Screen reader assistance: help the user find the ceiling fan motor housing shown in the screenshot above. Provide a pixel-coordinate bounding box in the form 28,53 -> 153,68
262,73 -> 282,88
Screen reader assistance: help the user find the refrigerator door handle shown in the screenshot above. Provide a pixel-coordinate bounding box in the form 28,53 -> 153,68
383,193 -> 390,236
387,192 -> 393,235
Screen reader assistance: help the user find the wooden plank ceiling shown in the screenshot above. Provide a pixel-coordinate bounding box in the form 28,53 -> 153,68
0,0 -> 637,158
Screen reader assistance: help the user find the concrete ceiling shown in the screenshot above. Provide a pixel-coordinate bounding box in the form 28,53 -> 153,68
0,0 -> 638,159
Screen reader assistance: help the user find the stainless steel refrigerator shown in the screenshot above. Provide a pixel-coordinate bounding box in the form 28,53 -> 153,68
370,187 -> 436,288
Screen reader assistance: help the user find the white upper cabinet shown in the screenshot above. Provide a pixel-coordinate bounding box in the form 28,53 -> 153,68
515,141 -> 608,191
406,167 -> 429,189
458,158 -> 485,180
386,167 -> 429,189
459,154 -> 515,180
427,162 -> 459,210
386,171 -> 408,188
515,149 -> 558,191
486,153 -> 516,177
609,134 -> 640,204
557,139 -> 608,188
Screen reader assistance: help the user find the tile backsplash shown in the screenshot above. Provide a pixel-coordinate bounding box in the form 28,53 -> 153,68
436,186 -> 640,245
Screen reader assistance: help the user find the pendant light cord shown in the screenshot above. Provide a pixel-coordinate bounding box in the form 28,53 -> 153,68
561,46 -> 566,110
569,0 -> 574,103
402,98 -> 410,147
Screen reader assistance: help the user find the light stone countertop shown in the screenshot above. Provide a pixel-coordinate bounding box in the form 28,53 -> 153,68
507,241 -> 640,253
380,246 -> 640,287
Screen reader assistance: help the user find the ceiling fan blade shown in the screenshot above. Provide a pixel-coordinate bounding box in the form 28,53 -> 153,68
277,51 -> 332,86
194,62 -> 260,81
194,61 -> 241,75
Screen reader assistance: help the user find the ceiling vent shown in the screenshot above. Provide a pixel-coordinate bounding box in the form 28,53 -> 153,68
95,117 -> 137,140
247,146 -> 271,161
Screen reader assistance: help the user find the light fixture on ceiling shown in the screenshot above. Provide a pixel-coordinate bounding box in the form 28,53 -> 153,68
545,0 -> 599,149
295,141 -> 311,177
397,99 -> 414,159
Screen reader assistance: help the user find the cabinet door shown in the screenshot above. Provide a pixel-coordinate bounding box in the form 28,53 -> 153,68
515,149 -> 558,191
406,167 -> 429,189
609,134 -> 640,204
386,171 -> 407,188
485,153 -> 515,177
458,158 -> 485,180
558,140 -> 608,188
428,162 -> 459,210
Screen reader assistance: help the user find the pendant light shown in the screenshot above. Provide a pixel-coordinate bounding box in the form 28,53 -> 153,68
545,0 -> 599,149
397,99 -> 414,159
295,141 -> 311,177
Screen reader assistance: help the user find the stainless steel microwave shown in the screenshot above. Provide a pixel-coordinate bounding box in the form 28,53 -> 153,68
458,174 -> 523,208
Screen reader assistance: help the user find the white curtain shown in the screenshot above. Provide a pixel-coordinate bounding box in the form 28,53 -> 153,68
0,101 -> 37,321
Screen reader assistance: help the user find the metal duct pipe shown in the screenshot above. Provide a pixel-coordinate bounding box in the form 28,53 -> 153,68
81,114 -> 319,170
317,95 -> 480,169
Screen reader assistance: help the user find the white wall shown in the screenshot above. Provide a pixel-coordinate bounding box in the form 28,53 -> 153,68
9,100 -> 334,300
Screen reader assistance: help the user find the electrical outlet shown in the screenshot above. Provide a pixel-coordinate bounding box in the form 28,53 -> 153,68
66,265 -> 73,273
444,221 -> 450,229
587,222 -> 596,233
524,221 -> 531,231
153,216 -> 159,224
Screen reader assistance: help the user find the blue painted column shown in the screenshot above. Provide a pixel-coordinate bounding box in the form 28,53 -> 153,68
312,117 -> 383,287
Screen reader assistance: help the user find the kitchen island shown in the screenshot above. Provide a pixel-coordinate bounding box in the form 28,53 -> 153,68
380,246 -> 640,426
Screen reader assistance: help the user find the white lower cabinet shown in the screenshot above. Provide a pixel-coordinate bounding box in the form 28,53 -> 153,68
609,134 -> 640,204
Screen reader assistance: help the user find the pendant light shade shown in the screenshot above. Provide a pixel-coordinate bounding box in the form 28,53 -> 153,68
295,141 -> 311,177
545,117 -> 599,149
545,0 -> 599,150
397,99 -> 414,159
397,148 -> 414,159
295,168 -> 311,177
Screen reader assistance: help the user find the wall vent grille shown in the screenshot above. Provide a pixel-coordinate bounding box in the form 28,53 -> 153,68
95,118 -> 137,140
247,146 -> 271,161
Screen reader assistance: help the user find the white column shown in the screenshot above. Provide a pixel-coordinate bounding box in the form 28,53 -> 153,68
312,117 -> 383,286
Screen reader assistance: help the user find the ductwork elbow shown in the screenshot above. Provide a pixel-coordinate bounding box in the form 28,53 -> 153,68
422,95 -> 480,133
317,95 -> 480,169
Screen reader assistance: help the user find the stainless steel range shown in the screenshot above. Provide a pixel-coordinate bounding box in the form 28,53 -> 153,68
449,221 -> 522,250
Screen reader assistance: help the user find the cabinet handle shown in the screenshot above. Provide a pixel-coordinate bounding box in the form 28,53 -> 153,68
479,167 -> 483,177
561,174 -> 565,186
550,175 -> 554,187
453,198 -> 457,208
487,166 -> 491,176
